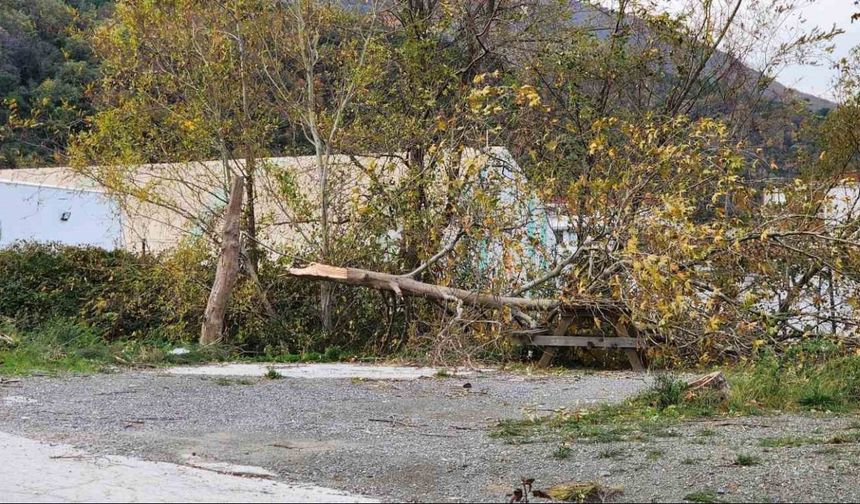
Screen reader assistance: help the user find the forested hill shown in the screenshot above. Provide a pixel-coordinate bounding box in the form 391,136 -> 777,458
0,0 -> 111,168
0,0 -> 836,169
566,0 -> 836,113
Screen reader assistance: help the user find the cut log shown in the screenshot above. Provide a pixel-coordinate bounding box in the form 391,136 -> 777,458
287,263 -> 576,310
200,175 -> 245,345
684,371 -> 729,400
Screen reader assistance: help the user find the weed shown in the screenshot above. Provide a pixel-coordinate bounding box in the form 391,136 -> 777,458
545,482 -> 622,502
759,436 -> 818,448
491,419 -> 536,443
323,346 -> 343,362
684,490 -> 720,503
646,449 -> 665,461
213,377 -> 254,386
646,374 -> 688,410
553,445 -> 573,460
0,320 -> 109,375
734,453 -> 761,466
728,353 -> 860,413
598,448 -> 625,459
827,431 -> 860,444
492,356 -> 860,445
435,369 -> 451,378
264,367 -> 283,380
681,457 -> 699,465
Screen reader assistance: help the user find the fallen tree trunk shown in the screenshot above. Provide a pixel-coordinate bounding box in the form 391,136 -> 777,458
287,263 -> 619,312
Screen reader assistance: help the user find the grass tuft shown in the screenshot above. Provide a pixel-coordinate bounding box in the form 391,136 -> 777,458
553,444 -> 573,460
264,366 -> 283,380
684,490 -> 719,503
734,453 -> 760,466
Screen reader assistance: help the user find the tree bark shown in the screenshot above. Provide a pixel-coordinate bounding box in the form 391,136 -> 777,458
287,262 -> 603,311
201,175 -> 245,345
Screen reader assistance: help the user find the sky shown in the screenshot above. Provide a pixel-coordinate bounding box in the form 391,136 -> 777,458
777,0 -> 860,100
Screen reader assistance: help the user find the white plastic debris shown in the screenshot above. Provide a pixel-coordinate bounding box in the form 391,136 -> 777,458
169,347 -> 191,355
2,395 -> 37,405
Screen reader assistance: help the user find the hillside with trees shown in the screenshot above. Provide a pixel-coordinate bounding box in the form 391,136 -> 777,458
0,0 -> 111,168
0,0 -> 839,173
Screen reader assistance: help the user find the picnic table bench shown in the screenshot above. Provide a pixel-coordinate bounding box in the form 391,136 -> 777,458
510,305 -> 647,371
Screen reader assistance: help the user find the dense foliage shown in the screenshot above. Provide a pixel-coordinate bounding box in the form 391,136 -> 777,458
0,0 -> 111,168
0,242 -> 395,356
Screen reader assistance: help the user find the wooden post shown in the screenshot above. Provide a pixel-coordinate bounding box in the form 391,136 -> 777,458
536,315 -> 574,368
200,176 -> 245,345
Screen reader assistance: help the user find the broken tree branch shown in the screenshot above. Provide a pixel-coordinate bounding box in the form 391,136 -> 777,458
287,262 -> 619,313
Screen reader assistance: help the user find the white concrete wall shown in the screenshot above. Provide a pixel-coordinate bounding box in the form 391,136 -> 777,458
0,182 -> 123,249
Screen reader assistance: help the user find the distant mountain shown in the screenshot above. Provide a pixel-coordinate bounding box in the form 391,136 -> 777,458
565,0 -> 836,113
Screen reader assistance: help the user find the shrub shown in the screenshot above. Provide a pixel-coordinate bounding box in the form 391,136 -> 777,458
646,374 -> 689,410
0,242 -> 392,356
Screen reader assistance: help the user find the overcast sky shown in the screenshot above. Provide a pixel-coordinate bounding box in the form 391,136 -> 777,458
778,0 -> 860,100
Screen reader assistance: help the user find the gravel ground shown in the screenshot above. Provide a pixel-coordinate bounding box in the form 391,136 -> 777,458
1,367 -> 859,503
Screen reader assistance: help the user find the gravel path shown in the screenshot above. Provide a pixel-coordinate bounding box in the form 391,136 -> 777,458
1,366 -> 859,502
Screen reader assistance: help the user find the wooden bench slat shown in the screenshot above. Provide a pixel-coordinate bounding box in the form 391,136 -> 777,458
509,328 -> 551,337
525,335 -> 641,348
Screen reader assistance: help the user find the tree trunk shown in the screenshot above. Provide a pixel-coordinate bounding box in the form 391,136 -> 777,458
243,154 -> 260,271
320,282 -> 334,333
200,175 -> 245,345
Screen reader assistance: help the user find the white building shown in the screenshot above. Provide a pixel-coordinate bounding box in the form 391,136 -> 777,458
0,178 -> 124,250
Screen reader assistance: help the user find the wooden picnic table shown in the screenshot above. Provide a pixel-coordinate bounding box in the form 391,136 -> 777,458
510,306 -> 647,371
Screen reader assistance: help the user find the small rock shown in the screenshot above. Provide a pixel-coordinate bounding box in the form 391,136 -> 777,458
463,383 -> 472,389
717,487 -> 728,495
599,471 -> 611,477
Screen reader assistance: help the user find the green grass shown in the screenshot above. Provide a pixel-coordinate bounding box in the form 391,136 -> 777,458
492,351 -> 860,443
726,347 -> 860,413
758,426 -> 860,448
553,444 -> 573,459
264,366 -> 283,379
684,490 -> 720,503
0,318 -> 354,376
0,317 -> 251,376
734,453 -> 761,466
646,449 -> 665,461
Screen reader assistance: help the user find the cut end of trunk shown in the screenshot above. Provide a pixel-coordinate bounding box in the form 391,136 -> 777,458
289,263 -> 350,280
